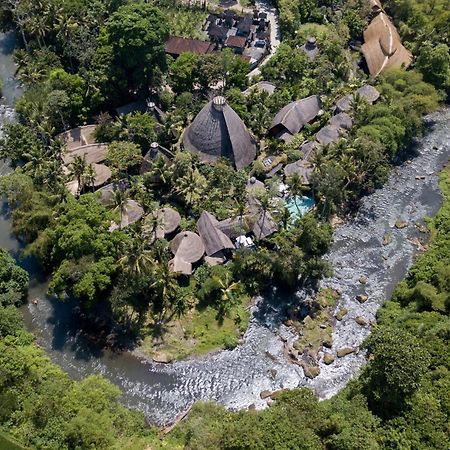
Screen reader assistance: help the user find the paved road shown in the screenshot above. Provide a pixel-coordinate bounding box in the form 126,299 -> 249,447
247,0 -> 281,79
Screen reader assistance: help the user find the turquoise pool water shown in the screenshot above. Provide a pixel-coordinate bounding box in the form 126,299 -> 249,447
286,196 -> 314,220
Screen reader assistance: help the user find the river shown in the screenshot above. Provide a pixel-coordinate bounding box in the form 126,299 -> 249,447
0,32 -> 449,425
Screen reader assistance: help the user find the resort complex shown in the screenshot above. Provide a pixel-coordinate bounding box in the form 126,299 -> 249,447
0,0 -> 449,448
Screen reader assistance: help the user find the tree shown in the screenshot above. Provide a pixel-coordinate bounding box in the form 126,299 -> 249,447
106,141 -> 142,179
69,155 -> 87,196
105,2 -> 169,91
362,327 -> 431,417
170,51 -> 200,93
416,42 -> 450,96
119,112 -> 158,151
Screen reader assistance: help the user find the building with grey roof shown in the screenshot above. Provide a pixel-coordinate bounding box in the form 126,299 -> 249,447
269,95 -> 322,142
182,96 -> 257,170
197,211 -> 235,257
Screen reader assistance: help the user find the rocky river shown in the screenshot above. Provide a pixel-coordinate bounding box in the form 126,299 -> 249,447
0,31 -> 449,425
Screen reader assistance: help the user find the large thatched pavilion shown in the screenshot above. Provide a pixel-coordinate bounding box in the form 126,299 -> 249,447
182,96 -> 257,170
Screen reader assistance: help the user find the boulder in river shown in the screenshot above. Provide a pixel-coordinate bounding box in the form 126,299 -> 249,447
355,316 -> 368,326
383,233 -> 392,246
395,219 -> 408,229
337,347 -> 356,358
260,390 -> 272,399
356,294 -> 368,303
301,361 -> 320,379
323,353 -> 335,365
335,308 -> 348,321
359,275 -> 368,284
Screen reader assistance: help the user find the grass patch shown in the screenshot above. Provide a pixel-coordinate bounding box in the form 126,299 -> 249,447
167,8 -> 208,40
139,298 -> 251,362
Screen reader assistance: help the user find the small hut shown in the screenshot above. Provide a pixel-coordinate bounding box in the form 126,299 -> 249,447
269,95 -> 322,142
284,160 -> 314,185
243,81 -> 276,97
150,207 -> 181,239
95,179 -> 130,206
330,112 -> 353,131
252,210 -> 278,241
109,199 -> 144,231
182,96 -> 257,170
170,231 -> 205,264
300,141 -> 319,161
169,255 -> 193,276
140,142 -> 174,174
66,163 -> 112,195
335,85 -> 380,113
316,125 -> 342,146
197,211 -> 234,257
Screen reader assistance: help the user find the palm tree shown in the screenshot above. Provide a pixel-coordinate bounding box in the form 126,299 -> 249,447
112,189 -> 129,230
118,234 -> 154,279
255,191 -> 272,241
213,271 -> 241,317
69,155 -> 87,196
84,164 -> 97,192
287,173 -> 304,213
175,168 -> 207,208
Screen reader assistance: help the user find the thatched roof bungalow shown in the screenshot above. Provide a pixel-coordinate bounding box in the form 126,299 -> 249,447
269,95 -> 321,142
154,207 -> 181,238
63,143 -> 108,166
361,10 -> 412,77
316,124 -> 342,146
197,211 -> 235,257
330,112 -> 353,130
109,199 -> 144,231
57,125 -> 97,151
165,36 -> 214,57
335,85 -> 380,113
182,96 -> 257,170
253,210 -> 278,241
66,163 -> 112,195
284,160 -> 314,184
96,179 -> 130,206
140,142 -> 174,174
170,231 -> 205,264
243,81 -> 276,97
169,256 -> 193,276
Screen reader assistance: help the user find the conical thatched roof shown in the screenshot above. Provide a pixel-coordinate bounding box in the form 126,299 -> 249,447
252,210 -> 278,241
330,112 -> 353,131
169,256 -> 193,275
361,11 -> 412,77
197,211 -> 234,257
182,96 -> 257,170
66,163 -> 112,195
95,179 -> 130,206
155,207 -> 181,238
316,124 -> 342,146
284,160 -> 313,184
170,231 -> 205,263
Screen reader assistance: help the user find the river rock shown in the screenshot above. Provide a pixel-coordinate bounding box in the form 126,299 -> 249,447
355,316 -> 368,326
270,389 -> 289,400
301,362 -> 320,379
382,233 -> 392,246
260,390 -> 272,399
152,353 -> 172,363
359,275 -> 368,284
337,347 -> 356,358
323,353 -> 335,365
268,368 -> 277,379
335,308 -> 348,321
395,219 -> 408,229
356,294 -> 368,303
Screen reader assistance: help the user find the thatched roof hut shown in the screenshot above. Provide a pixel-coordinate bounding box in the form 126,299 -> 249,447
155,207 -> 181,238
300,141 -> 319,160
243,81 -> 276,97
284,160 -> 314,184
335,85 -> 380,113
361,11 -> 412,77
246,176 -> 265,193
140,142 -> 174,174
269,95 -> 321,141
95,179 -> 130,206
316,125 -> 342,146
169,256 -> 193,276
253,210 -> 278,241
330,112 -> 353,131
63,143 -> 108,165
182,96 -> 257,170
109,199 -> 144,231
66,163 -> 112,195
217,216 -> 253,238
197,211 -> 234,257
57,125 -> 97,151
170,231 -> 205,263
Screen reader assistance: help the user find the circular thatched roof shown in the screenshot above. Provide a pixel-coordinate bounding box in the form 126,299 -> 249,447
63,144 -> 108,166
158,207 -> 181,235
170,231 -> 205,263
92,163 -> 112,186
182,96 -> 256,170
